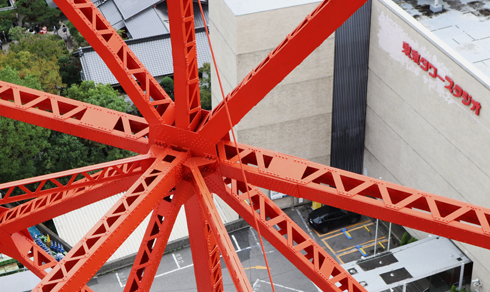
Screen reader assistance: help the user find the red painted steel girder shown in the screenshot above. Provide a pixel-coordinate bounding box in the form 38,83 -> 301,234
0,155 -> 151,205
53,0 -> 174,126
207,174 -> 364,292
168,0 -> 203,131
32,147 -> 189,292
123,181 -> 194,292
197,0 -> 368,143
1,0 -> 486,291
0,230 -> 94,292
0,81 -> 150,154
217,141 -> 490,250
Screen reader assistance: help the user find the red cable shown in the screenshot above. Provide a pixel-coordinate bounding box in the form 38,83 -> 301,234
197,2 -> 276,292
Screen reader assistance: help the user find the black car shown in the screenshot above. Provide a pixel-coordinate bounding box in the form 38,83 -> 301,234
308,205 -> 361,233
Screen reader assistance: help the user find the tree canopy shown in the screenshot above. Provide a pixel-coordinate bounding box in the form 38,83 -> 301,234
14,0 -> 60,24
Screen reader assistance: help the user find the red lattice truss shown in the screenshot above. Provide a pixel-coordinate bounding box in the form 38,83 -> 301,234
0,0 -> 489,291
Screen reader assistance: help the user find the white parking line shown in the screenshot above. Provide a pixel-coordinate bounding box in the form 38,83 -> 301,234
115,272 -> 125,288
154,263 -> 194,278
258,280 -> 304,292
172,253 -> 181,269
250,229 -> 262,254
232,234 -> 241,251
296,209 -> 315,239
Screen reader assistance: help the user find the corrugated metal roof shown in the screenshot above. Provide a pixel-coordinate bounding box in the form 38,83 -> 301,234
53,192 -> 238,261
193,2 -> 209,29
99,0 -> 123,26
125,8 -> 169,39
80,30 -> 211,85
113,0 -> 160,20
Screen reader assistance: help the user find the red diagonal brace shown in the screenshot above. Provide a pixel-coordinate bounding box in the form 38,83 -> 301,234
0,81 -> 150,154
207,174 -> 366,292
0,230 -> 93,292
0,155 -> 151,205
52,0 -> 174,125
198,0 -> 367,142
217,141 -> 490,250
185,195 -> 224,292
32,147 -> 189,292
168,0 -> 202,131
124,181 -> 194,292
184,158 -> 252,292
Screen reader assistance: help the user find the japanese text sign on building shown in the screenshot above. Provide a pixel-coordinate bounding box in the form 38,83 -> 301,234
402,42 -> 481,116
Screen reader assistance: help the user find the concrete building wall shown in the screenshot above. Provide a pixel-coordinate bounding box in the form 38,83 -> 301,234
365,0 -> 490,287
210,0 -> 333,208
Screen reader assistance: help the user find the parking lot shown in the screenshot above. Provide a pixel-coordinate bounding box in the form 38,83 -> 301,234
86,205 -> 396,292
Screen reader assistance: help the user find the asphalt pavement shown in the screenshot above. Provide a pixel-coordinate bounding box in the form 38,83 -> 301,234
87,204 -> 400,292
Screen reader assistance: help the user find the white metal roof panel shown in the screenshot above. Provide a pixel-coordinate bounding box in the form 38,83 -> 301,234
342,236 -> 471,292
80,31 -> 211,85
113,0 -> 160,20
99,0 -> 123,26
125,8 -> 168,39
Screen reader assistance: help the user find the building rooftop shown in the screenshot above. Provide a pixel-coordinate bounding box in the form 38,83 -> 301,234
342,236 -> 471,292
223,0 -> 321,16
395,0 -> 490,77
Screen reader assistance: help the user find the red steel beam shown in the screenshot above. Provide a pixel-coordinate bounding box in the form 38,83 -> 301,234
184,158 -> 252,292
52,0 -> 174,125
207,175 -> 366,292
124,181 -> 194,292
0,155 -> 151,205
217,141 -> 490,250
0,230 -> 93,292
32,147 -> 189,292
0,81 -> 149,154
0,176 -> 140,235
168,0 -> 202,131
185,195 -> 224,292
198,0 -> 367,143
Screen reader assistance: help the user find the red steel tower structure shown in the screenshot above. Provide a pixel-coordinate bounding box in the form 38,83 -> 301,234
1,0 -> 490,291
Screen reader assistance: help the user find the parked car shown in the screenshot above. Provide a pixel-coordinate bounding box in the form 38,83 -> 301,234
308,205 -> 361,233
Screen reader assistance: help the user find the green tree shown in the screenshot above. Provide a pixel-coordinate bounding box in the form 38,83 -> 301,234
14,0 -> 60,23
66,20 -> 87,47
0,66 -> 51,184
58,54 -> 81,88
400,232 -> 409,246
0,51 -> 64,94
64,81 -> 127,112
160,76 -> 174,100
199,62 -> 211,110
9,33 -> 67,60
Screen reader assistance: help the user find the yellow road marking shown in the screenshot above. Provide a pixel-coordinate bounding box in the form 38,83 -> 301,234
378,241 -> 385,249
336,239 -> 389,259
314,220 -> 372,238
323,222 -> 374,241
244,266 -> 268,270
334,236 -> 386,253
363,225 -> 370,232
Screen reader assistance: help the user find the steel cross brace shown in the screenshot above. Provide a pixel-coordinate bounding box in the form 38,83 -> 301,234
217,141 -> 490,250
184,158 -> 253,292
52,0 -> 174,126
32,147 -> 189,292
124,181 -> 194,292
0,154 -> 151,205
185,194 -> 224,292
207,174 -> 366,292
0,81 -> 150,154
0,230 -> 93,292
168,0 -> 203,131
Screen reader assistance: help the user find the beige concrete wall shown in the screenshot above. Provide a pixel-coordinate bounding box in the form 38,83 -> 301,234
210,1 -> 334,208
366,0 -> 490,287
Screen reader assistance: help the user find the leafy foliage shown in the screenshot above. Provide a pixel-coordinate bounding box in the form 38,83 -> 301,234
199,62 -> 211,110
160,76 -> 174,100
0,66 -> 51,183
58,54 -> 81,88
8,26 -> 25,41
66,21 -> 87,47
0,51 -> 64,94
64,81 -> 127,112
14,0 -> 60,23
9,33 -> 67,60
